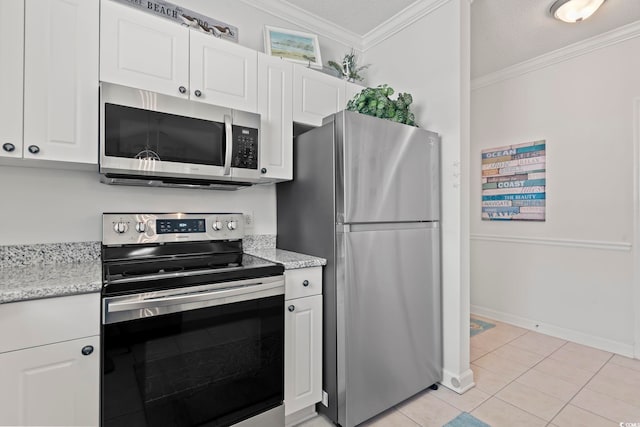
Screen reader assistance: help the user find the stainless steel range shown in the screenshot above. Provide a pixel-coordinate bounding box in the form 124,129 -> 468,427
101,213 -> 285,427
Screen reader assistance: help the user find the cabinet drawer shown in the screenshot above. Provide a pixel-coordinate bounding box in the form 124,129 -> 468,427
285,267 -> 322,300
0,293 -> 100,353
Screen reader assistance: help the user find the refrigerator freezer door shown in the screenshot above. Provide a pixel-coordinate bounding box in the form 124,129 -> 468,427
337,111 -> 440,224
336,223 -> 442,427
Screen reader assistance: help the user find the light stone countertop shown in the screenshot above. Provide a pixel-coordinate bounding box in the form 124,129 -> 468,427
245,248 -> 327,269
0,261 -> 102,304
0,236 -> 325,304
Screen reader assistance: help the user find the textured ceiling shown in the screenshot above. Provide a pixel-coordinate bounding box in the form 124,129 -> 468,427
285,0 -> 417,35
471,0 -> 640,78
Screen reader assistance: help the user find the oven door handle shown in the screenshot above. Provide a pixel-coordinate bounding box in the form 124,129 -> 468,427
107,280 -> 282,313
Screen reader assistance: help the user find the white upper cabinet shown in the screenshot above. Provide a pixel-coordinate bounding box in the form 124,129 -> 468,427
191,31 -> 258,112
345,81 -> 364,105
0,0 -> 24,159
257,54 -> 293,181
100,0 -> 190,99
101,1 -> 257,112
2,0 -> 99,165
293,65 -> 346,127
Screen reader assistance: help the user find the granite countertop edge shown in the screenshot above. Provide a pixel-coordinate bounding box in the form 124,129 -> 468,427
0,261 -> 102,305
1,248 -> 325,304
245,248 -> 327,269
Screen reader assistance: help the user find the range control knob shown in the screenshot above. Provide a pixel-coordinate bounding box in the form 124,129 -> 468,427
227,220 -> 237,231
212,220 -> 222,231
113,221 -> 128,234
135,222 -> 146,233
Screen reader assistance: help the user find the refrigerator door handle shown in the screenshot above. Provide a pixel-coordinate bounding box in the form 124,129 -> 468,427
339,222 -> 439,233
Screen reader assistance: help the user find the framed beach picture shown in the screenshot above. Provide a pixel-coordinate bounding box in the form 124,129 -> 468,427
264,26 -> 322,68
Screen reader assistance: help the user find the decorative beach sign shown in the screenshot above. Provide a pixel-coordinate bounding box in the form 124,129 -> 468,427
481,141 -> 546,221
264,26 -> 322,68
112,0 -> 238,42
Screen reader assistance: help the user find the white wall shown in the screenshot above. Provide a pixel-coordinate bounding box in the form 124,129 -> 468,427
364,0 -> 473,392
0,0 -> 355,246
471,35 -> 640,356
175,0 -> 355,68
0,165 -> 276,244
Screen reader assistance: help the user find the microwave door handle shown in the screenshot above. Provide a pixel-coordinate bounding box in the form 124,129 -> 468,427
223,114 -> 232,175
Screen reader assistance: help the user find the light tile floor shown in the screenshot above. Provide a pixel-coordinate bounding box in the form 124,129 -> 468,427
297,316 -> 640,427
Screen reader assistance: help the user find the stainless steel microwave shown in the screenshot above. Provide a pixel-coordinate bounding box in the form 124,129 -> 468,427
99,83 -> 261,190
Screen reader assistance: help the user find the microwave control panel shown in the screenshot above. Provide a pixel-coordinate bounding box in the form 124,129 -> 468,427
231,125 -> 258,169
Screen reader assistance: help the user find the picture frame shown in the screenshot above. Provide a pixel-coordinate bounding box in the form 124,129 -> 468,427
264,26 -> 322,68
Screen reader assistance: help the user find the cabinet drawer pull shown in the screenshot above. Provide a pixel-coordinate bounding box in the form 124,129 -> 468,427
178,86 -> 187,94
261,168 -> 267,174
302,280 -> 309,287
194,90 -> 202,97
28,145 -> 40,154
81,345 -> 94,356
2,143 -> 15,152
288,305 -> 295,312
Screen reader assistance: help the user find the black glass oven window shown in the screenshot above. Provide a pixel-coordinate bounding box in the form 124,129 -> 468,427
102,295 -> 284,427
104,104 -> 225,166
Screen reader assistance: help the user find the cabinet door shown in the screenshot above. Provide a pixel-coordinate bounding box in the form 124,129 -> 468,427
23,0 -> 99,164
285,295 -> 323,415
100,0 -> 189,99
345,81 -> 364,106
257,54 -> 293,181
190,31 -> 258,112
0,336 -> 100,426
0,0 -> 23,159
293,66 -> 345,127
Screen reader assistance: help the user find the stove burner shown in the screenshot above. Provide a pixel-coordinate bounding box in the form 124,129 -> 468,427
122,266 -> 185,277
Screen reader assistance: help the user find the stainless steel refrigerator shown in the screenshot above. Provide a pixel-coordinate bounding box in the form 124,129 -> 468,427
277,110 -> 441,427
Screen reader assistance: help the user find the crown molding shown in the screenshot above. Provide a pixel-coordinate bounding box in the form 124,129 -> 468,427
472,19 -> 640,91
362,0 -> 452,51
236,0 -> 363,50
237,0 -> 451,53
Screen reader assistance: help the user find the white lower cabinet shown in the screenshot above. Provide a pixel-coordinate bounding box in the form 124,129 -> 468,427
0,293 -> 100,426
284,267 -> 323,416
0,336 -> 99,426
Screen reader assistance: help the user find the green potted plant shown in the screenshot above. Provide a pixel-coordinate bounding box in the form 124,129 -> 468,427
327,49 -> 369,82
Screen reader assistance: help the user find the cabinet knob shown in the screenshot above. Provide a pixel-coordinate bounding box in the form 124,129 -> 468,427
2,143 -> 15,152
81,345 -> 94,356
194,90 -> 202,97
28,145 -> 40,154
288,305 -> 295,312
261,168 -> 267,174
302,280 -> 309,287
178,86 -> 187,94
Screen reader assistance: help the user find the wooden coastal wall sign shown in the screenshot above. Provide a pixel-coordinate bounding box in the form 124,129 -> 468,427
113,0 -> 239,42
481,140 -> 546,221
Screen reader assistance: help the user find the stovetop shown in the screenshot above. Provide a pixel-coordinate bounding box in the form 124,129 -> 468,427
101,213 -> 283,297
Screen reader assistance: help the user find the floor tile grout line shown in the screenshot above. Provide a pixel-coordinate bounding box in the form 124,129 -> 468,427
473,324 -> 584,424
485,395 -> 549,425
546,352 -> 618,425
474,318 -> 623,427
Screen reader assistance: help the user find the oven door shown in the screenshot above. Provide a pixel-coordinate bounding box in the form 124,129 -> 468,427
101,276 -> 285,427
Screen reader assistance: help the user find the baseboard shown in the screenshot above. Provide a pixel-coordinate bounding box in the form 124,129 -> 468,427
471,305 -> 635,358
442,368 -> 475,394
285,405 -> 317,427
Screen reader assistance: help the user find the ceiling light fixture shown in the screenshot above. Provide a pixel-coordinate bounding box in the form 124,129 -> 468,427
550,0 -> 606,23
